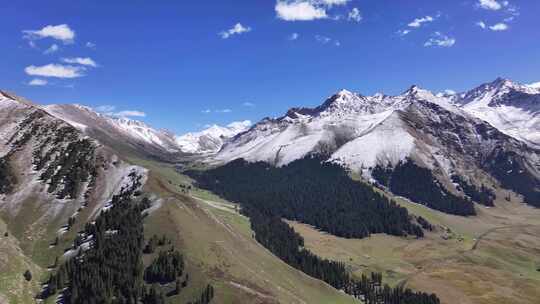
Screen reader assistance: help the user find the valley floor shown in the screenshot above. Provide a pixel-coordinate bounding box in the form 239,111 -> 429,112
287,192 -> 540,304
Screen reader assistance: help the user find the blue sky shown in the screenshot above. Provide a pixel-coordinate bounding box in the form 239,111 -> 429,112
1,0 -> 539,134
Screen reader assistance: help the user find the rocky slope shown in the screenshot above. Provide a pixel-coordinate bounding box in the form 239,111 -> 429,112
43,103 -> 182,160
0,91 -> 150,300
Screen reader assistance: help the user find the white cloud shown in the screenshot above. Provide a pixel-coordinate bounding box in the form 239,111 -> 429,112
44,44 -> 60,54
408,15 -> 434,28
86,42 -> 96,49
275,1 -> 328,21
95,105 -> 116,113
220,23 -> 251,39
489,23 -> 508,31
478,0 -> 503,10
215,109 -> 232,113
28,78 -> 48,86
424,32 -> 456,48
24,64 -> 85,78
62,57 -> 98,67
397,29 -> 411,36
398,14 -> 438,36
242,102 -> 255,107
476,21 -> 487,29
288,32 -> 300,40
23,24 -> 75,43
201,109 -> 211,114
319,0 -> 350,6
114,110 -> 146,118
348,8 -> 362,22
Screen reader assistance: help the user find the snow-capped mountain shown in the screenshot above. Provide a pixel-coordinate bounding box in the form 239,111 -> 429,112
43,104 -> 183,159
212,80 -> 540,208
43,104 -> 251,157
528,82 -> 540,90
453,78 -> 540,147
175,121 -> 251,154
215,85 -> 469,169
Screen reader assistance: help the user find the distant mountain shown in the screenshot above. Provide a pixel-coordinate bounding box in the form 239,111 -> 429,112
43,104 -> 182,160
528,81 -> 540,90
175,121 -> 251,154
43,103 -> 251,158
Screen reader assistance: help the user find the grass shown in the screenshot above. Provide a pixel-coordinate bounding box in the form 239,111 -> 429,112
287,187 -> 540,304
0,217 -> 43,304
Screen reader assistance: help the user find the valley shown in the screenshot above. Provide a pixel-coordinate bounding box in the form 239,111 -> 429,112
1,77 -> 540,304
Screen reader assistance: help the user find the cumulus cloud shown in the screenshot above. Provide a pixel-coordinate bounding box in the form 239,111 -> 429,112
43,44 -> 60,55
62,57 -> 98,67
275,1 -> 328,21
242,102 -> 255,107
424,32 -> 456,48
478,0 -> 505,10
86,42 -> 96,49
219,23 -> 251,39
201,109 -> 211,114
23,24 -> 75,43
348,8 -> 362,22
28,78 -> 48,86
489,23 -> 508,31
24,64 -> 85,78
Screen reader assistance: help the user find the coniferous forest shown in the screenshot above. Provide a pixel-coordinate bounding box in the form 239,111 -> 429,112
189,156 -> 440,303
189,156 -> 424,239
372,159 -> 476,216
39,172 -> 214,304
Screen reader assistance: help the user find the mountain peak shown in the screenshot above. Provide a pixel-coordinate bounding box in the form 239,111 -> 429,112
175,121 -> 251,154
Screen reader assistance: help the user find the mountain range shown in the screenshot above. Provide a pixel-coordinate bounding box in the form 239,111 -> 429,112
1,77 -> 540,304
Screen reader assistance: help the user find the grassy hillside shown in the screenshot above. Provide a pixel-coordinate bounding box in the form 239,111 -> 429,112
130,157 -> 359,304
0,218 -> 43,303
